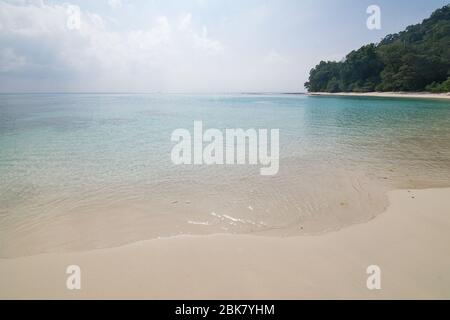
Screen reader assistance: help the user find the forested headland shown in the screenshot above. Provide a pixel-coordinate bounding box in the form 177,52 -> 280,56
305,5 -> 450,93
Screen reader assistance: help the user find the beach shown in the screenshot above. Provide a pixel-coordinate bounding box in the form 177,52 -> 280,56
1,187 -> 449,299
2,94 -> 450,259
1,93 -> 449,299
308,92 -> 450,100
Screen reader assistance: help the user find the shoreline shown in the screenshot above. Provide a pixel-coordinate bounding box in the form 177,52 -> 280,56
308,91 -> 450,100
1,188 -> 450,299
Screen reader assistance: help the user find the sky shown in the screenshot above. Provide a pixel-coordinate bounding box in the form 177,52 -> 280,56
0,0 -> 448,93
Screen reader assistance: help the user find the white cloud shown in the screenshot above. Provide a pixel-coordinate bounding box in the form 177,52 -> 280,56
107,0 -> 122,10
192,26 -> 224,54
0,1 -> 228,92
0,1 -> 311,92
178,13 -> 192,31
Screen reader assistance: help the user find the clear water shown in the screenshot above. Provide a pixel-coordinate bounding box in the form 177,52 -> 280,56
1,93 -> 450,257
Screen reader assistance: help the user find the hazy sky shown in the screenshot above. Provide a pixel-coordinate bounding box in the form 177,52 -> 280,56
0,0 -> 448,92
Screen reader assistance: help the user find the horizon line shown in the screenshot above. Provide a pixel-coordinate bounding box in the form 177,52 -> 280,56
0,91 -> 307,95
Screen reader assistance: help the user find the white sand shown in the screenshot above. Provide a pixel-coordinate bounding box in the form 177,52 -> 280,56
309,92 -> 450,100
1,188 -> 450,299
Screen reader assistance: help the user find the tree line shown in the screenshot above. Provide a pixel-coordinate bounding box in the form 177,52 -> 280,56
305,5 -> 450,93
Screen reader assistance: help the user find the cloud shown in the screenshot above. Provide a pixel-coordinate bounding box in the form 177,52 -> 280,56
177,13 -> 223,54
107,0 -> 122,9
178,12 -> 192,31
0,1 -> 227,92
0,1 -> 309,92
192,26 -> 224,54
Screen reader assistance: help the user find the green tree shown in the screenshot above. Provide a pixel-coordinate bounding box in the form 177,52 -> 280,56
305,5 -> 450,93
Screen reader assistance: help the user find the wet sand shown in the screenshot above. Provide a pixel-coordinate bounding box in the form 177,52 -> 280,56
1,188 -> 450,299
309,92 -> 450,100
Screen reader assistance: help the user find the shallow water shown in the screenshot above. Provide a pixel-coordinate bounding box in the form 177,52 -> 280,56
1,93 -> 450,257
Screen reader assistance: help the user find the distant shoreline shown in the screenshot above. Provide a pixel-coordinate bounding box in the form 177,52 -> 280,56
308,92 -> 450,100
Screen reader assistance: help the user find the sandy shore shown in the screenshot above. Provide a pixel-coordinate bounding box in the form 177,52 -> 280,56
1,188 -> 450,299
308,92 -> 450,100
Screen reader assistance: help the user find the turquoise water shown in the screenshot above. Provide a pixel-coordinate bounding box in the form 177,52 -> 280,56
1,93 -> 450,257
